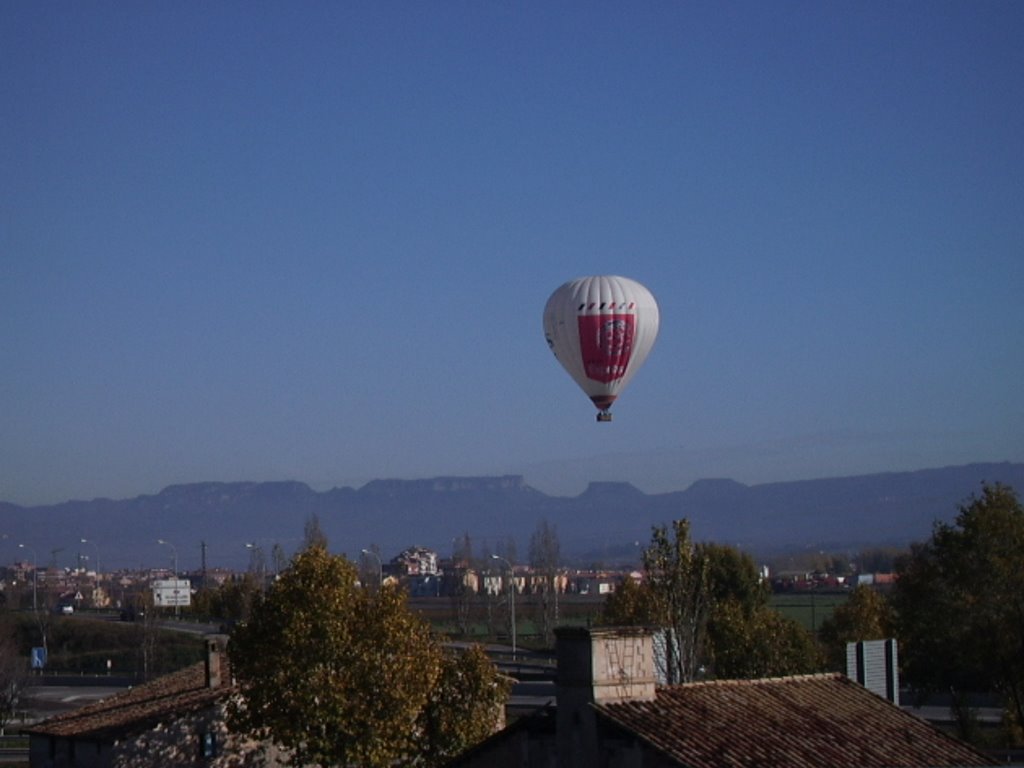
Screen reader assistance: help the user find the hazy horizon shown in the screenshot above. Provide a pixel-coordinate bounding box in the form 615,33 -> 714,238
5,452 -> 1020,508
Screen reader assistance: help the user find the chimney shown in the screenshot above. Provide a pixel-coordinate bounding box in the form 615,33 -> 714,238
846,638 -> 899,705
205,639 -> 222,689
556,626 -> 656,768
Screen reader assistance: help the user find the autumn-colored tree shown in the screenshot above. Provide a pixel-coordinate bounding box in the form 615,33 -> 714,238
817,585 -> 893,671
228,545 -> 507,768
417,644 -> 511,766
191,573 -> 262,623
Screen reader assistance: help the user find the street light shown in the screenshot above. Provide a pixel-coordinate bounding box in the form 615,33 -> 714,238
491,554 -> 517,658
246,542 -> 266,591
156,539 -> 178,579
80,538 -> 101,579
18,544 -> 37,612
157,539 -> 179,616
361,548 -> 383,588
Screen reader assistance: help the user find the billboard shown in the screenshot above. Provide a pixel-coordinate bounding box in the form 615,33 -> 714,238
152,579 -> 192,607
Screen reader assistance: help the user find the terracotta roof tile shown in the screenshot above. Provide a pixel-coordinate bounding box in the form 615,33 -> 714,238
598,673 -> 995,768
25,660 -> 234,740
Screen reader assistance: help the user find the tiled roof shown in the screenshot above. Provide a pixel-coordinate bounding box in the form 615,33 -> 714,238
598,673 -> 995,768
24,660 -> 233,740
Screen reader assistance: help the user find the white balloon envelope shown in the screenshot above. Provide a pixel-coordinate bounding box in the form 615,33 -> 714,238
543,275 -> 660,421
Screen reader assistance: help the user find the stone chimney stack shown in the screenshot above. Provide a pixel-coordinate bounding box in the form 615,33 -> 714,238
556,626 -> 656,768
205,639 -> 222,689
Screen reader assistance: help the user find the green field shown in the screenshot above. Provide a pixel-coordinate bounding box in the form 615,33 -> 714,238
770,592 -> 849,634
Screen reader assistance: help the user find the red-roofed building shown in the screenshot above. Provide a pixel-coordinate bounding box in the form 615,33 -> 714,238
24,640 -> 290,767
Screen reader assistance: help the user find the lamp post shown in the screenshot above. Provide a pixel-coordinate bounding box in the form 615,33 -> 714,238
157,539 -> 179,617
361,548 -> 382,588
156,539 -> 178,579
18,544 -> 37,613
491,554 -> 516,658
80,538 -> 100,578
245,542 -> 265,592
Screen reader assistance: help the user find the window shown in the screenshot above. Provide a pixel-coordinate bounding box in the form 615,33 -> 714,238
199,732 -> 218,758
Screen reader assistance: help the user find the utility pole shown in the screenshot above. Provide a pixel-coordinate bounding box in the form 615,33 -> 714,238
18,544 -> 37,613
491,554 -> 517,659
80,538 -> 100,578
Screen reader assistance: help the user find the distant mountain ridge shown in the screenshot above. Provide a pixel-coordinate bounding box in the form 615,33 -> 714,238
3,462 -> 1023,571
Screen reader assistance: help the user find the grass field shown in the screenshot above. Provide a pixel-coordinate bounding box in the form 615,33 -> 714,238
770,592 -> 849,634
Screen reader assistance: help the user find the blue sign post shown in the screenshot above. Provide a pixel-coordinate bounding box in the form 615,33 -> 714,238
31,647 -> 47,669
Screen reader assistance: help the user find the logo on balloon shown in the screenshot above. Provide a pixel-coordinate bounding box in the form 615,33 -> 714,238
579,314 -> 635,383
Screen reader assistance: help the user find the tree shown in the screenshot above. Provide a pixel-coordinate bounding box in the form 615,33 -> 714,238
529,519 -> 561,644
449,533 -> 475,637
891,483 -> 1024,742
417,644 -> 510,766
603,575 -> 657,626
601,521 -> 712,682
708,599 -> 821,679
228,545 -> 507,767
0,627 -> 28,735
855,546 -> 904,574
270,542 -> 287,579
303,513 -> 328,550
701,543 -> 769,613
817,585 -> 893,671
699,542 -> 820,678
603,525 -> 821,681
617,520 -> 712,684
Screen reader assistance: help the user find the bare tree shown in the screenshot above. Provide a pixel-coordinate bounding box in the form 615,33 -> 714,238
270,542 -> 288,578
529,519 -> 561,644
449,533 -> 475,637
642,519 -> 712,684
303,513 -> 328,550
0,629 -> 28,735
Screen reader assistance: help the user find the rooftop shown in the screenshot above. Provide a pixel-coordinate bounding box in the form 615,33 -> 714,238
598,673 -> 995,768
24,658 -> 232,741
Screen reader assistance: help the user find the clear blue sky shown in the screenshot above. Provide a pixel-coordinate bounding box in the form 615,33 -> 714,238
3,2 -> 1022,506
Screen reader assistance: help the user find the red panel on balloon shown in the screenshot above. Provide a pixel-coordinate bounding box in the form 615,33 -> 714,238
577,314 -> 635,383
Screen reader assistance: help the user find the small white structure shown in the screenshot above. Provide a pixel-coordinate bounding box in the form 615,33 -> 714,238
847,638 -> 899,705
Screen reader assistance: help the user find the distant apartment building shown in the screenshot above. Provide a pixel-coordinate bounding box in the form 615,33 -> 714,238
391,546 -> 439,576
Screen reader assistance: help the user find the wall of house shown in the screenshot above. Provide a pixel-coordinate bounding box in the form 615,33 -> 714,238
448,722 -> 558,768
556,627 -> 657,768
29,734 -> 108,768
107,702 -> 291,768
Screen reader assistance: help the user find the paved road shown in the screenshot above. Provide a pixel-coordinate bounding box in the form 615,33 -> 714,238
19,683 -> 127,725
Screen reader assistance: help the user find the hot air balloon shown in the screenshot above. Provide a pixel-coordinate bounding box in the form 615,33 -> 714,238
543,275 -> 659,422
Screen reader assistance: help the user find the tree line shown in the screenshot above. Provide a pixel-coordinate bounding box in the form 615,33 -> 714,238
603,483 -> 1024,748
6,484 -> 1021,757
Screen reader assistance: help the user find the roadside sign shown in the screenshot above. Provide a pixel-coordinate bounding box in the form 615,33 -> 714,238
152,578 -> 192,607
31,647 -> 46,669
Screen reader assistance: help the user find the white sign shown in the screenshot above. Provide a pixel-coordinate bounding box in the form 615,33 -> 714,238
152,578 -> 192,607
